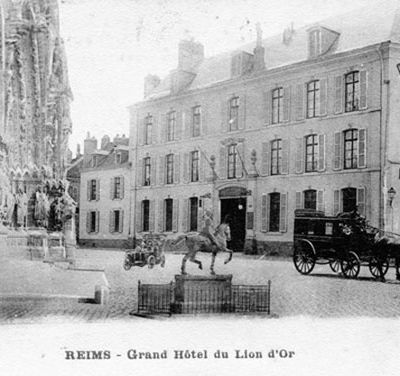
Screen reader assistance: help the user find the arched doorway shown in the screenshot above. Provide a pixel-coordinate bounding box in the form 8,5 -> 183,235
219,187 -> 247,252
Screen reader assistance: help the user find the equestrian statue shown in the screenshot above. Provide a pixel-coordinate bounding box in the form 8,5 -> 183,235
165,210 -> 233,275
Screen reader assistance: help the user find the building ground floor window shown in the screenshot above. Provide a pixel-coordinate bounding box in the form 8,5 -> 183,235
165,198 -> 173,232
110,209 -> 123,233
189,197 -> 198,231
86,210 -> 99,234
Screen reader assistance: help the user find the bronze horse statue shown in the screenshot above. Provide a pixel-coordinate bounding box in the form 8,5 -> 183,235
164,222 -> 233,275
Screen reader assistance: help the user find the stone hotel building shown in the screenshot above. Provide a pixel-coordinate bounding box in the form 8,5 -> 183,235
129,2 -> 400,254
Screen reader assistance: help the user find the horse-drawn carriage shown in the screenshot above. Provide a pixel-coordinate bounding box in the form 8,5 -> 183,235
123,233 -> 166,271
292,209 -> 400,279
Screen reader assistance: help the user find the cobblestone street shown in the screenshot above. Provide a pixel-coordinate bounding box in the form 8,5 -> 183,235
2,249 -> 400,323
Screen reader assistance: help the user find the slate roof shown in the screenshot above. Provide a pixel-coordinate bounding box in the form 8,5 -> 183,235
146,0 -> 400,99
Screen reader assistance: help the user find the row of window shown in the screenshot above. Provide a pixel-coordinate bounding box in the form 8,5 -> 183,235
135,187 -> 366,235
86,209 -> 124,234
138,127 -> 366,187
139,70 -> 368,145
87,176 -> 125,202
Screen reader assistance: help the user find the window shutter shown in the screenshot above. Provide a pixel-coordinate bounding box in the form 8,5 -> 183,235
96,179 -> 100,201
238,94 -> 246,129
359,70 -> 367,109
200,106 -> 206,136
158,200 -> 164,232
283,86 -> 290,122
182,198 -> 189,232
317,190 -> 324,212
119,210 -> 124,233
262,90 -> 271,126
158,155 -> 165,185
358,128 -> 366,168
279,193 -> 288,232
200,151 -> 205,181
220,99 -> 228,133
333,131 -> 342,170
184,110 -> 191,138
149,200 -> 155,232
261,142 -> 270,176
151,158 -> 157,186
333,189 -> 340,215
86,211 -> 90,233
160,114 -> 167,143
236,143 -> 244,178
357,187 -> 366,217
138,117 -> 145,146
172,199 -> 179,232
318,134 -> 326,171
87,180 -> 91,201
110,178 -> 114,199
137,158 -> 143,186
175,110 -> 182,140
183,152 -> 190,183
219,146 -> 227,179
197,200 -> 203,231
152,114 -> 158,144
261,194 -> 268,232
120,176 -> 124,199
174,154 -> 180,183
295,84 -> 304,120
295,137 -> 304,173
319,78 -> 327,116
136,202 -> 142,233
95,211 -> 99,233
295,192 -> 303,209
334,75 -> 343,114
281,139 -> 289,174
109,210 -> 114,233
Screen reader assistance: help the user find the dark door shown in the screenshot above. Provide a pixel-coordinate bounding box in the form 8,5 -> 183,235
220,198 -> 246,251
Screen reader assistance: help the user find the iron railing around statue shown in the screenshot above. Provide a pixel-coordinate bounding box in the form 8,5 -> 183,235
135,280 -> 271,315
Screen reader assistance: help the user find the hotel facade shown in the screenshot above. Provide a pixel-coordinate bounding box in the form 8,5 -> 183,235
128,3 -> 400,254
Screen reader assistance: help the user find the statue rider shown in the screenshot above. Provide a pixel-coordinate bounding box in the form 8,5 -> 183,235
199,209 -> 221,251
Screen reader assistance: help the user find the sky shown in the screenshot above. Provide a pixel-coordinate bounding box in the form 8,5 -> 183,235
59,0 -> 389,156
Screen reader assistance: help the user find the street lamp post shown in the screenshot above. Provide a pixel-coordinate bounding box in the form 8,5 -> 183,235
388,187 -> 396,232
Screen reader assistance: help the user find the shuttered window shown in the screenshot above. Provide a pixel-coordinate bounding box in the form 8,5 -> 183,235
167,111 -> 176,141
190,151 -> 199,182
144,157 -> 151,186
270,139 -> 282,175
166,154 -> 174,184
272,87 -> 283,124
144,114 -> 152,145
110,209 -> 123,233
229,97 -> 239,131
305,134 -> 318,172
189,197 -> 198,231
304,189 -> 317,209
142,200 -> 150,232
165,198 -> 173,232
269,193 -> 280,232
344,129 -> 358,169
87,210 -> 98,233
192,106 -> 201,137
306,80 -> 320,118
345,71 -> 360,112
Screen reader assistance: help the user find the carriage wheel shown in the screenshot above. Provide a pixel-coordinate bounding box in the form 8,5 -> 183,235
123,258 -> 132,271
160,254 -> 166,268
147,255 -> 156,269
369,256 -> 389,278
329,259 -> 341,273
293,240 -> 316,275
341,251 -> 360,278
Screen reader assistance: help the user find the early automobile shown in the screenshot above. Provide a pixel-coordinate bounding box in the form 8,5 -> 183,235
123,233 -> 166,271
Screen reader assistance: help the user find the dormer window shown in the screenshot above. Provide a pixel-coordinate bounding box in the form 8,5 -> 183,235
115,152 -> 122,164
309,29 -> 321,58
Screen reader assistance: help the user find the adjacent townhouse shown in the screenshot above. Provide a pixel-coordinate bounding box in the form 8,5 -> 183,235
79,133 -> 131,248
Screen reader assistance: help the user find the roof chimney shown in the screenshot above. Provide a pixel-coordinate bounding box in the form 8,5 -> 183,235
83,133 -> 97,155
253,23 -> 265,71
144,74 -> 161,98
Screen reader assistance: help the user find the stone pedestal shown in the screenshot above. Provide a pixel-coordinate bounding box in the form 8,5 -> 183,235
172,274 -> 233,313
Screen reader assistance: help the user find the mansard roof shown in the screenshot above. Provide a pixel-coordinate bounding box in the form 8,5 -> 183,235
145,0 -> 400,100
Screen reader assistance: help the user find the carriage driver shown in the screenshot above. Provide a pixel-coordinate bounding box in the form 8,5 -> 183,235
200,209 -> 221,250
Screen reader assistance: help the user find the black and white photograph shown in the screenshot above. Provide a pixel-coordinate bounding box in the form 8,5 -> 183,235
1,0 -> 400,375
